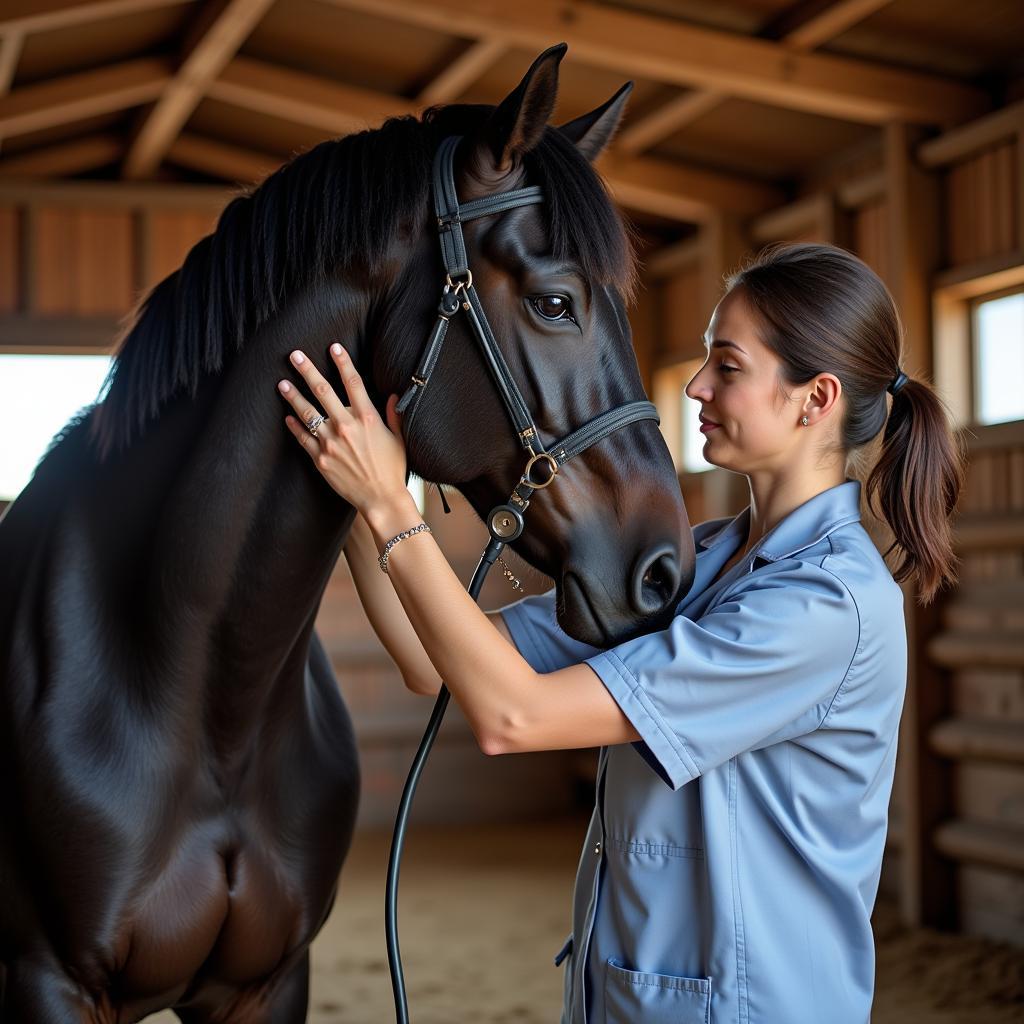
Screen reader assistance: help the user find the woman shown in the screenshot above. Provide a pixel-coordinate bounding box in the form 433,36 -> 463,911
275,242 -> 964,1023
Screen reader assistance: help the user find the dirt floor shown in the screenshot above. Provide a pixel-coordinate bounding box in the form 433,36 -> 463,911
146,817 -> 1024,1023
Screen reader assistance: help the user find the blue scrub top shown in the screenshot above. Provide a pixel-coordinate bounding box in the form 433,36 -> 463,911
500,479 -> 907,1024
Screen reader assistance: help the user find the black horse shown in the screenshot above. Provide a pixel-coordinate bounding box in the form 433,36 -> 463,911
0,45 -> 694,1022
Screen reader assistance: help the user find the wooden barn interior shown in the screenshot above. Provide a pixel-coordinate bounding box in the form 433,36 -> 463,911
1,0 -> 1022,1019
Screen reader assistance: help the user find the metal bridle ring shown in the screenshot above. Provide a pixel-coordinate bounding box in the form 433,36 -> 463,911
445,270 -> 473,292
522,451 -> 559,489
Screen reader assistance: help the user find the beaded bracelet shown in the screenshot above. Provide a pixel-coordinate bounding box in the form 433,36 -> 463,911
378,522 -> 431,575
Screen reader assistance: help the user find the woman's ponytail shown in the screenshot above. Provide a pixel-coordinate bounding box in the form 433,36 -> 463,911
865,377 -> 967,604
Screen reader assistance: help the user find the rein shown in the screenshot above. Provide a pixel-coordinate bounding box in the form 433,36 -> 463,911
385,135 -> 659,1022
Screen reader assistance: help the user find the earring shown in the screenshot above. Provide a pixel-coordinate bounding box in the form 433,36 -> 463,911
800,415 -> 809,426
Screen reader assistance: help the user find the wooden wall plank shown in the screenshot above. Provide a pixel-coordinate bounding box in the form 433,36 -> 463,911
0,206 -> 19,313
34,206 -> 134,314
146,209 -> 217,288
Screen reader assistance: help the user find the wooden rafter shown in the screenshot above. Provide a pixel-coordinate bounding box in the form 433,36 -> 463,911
0,133 -> 123,177
202,56 -> 783,221
761,0 -> 894,50
0,27 -> 24,150
417,38 -> 505,105
0,0 -> 194,35
166,132 -> 278,182
617,89 -> 727,157
208,56 -> 409,134
122,0 -> 275,179
0,31 -> 23,94
618,0 -> 896,155
598,151 -> 783,221
321,0 -> 984,125
0,58 -> 171,138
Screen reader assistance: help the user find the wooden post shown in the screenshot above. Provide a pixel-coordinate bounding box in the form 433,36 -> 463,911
700,212 -> 751,517
884,120 -> 957,929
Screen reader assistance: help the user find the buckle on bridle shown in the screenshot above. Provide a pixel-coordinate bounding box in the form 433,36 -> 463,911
445,270 -> 473,293
522,451 -> 559,489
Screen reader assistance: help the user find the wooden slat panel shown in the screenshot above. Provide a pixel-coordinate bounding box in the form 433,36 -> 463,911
954,514 -> 1024,551
933,818 -> 1024,873
958,864 -> 1024,945
852,199 -> 888,280
929,631 -> 1024,670
954,761 -> 1024,828
995,141 -> 1016,255
944,144 -> 1019,267
951,669 -> 1024,723
932,718 -> 1024,765
34,206 -> 134,315
146,209 -> 217,289
0,206 -> 19,314
658,265 -> 704,365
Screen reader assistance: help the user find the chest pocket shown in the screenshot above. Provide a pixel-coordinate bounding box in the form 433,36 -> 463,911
604,958 -> 711,1024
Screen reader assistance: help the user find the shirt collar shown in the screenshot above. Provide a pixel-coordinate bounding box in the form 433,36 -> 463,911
697,479 -> 862,566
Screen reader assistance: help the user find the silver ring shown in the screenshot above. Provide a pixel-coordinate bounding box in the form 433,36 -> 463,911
306,413 -> 327,438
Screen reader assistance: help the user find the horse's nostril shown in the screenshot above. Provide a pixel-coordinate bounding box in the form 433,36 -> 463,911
632,546 -> 680,617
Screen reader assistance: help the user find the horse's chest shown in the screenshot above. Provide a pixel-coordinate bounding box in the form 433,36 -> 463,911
120,830 -> 307,997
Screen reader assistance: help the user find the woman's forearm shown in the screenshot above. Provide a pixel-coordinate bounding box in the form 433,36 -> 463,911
363,494 -> 539,751
344,511 -> 516,697
343,511 -> 444,695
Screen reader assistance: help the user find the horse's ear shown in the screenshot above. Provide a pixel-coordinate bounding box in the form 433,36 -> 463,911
559,82 -> 634,162
480,43 -> 567,172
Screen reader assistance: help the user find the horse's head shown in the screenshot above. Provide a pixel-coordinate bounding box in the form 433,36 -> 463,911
373,45 -> 695,647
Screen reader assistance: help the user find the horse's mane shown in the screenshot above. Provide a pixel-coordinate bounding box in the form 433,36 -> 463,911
89,104 -> 636,458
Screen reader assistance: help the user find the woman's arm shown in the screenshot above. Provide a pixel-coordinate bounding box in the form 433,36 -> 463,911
343,510 -> 513,697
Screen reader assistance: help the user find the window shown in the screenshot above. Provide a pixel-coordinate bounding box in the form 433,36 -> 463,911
973,290 -> 1024,425
653,358 -> 711,475
0,354 -> 112,502
0,353 -> 429,511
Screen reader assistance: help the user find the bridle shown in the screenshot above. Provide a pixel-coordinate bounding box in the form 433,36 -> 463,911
385,135 -> 660,1023
395,134 -> 660,549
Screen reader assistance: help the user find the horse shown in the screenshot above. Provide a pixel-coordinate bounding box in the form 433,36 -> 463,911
0,44 -> 694,1022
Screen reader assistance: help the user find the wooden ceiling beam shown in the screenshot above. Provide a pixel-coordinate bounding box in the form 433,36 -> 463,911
166,131 -> 279,182
0,27 -> 24,150
0,58 -> 171,138
208,56 -> 409,134
208,56 -> 782,222
417,38 -> 506,105
0,30 -> 23,94
617,0 -> 896,155
617,89 -> 726,156
597,151 -> 784,223
122,0 -> 276,179
321,0 -> 985,125
0,0 -> 194,36
762,0 -> 894,50
0,133 -> 123,177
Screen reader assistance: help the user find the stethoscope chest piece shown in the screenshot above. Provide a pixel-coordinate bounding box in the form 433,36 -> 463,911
489,505 -> 525,541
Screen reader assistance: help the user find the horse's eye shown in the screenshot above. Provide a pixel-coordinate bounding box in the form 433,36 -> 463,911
532,295 -> 572,321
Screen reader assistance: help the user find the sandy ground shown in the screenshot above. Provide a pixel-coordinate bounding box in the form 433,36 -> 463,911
146,817 -> 1023,1023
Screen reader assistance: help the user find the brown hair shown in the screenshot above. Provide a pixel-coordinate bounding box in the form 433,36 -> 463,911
726,242 -> 967,605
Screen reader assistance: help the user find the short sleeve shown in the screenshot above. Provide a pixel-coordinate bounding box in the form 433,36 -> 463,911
499,587 -> 602,673
584,563 -> 861,791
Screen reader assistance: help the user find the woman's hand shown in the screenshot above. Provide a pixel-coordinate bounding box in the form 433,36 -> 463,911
277,344 -> 407,515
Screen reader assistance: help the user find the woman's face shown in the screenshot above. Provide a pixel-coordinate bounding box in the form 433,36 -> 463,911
685,287 -> 807,476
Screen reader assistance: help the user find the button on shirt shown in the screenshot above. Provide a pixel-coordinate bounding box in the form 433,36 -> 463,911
500,480 -> 907,1024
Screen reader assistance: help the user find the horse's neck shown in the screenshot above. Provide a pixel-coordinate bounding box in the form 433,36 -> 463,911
159,280 -> 373,642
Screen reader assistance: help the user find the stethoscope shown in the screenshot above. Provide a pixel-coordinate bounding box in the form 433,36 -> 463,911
385,135 -> 660,1022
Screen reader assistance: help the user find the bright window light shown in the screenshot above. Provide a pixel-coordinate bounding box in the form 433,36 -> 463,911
681,359 -> 712,474
0,354 -> 112,502
974,292 -> 1024,426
